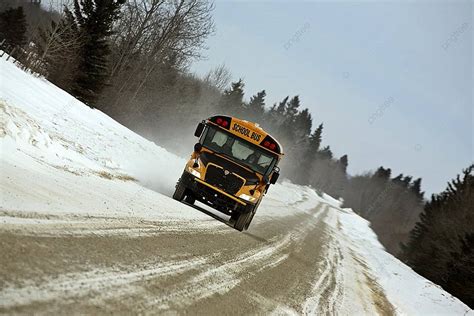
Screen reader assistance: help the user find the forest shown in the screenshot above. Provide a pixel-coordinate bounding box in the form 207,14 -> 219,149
0,0 -> 472,308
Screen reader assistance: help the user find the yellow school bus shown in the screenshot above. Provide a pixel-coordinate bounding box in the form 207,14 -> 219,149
173,115 -> 284,231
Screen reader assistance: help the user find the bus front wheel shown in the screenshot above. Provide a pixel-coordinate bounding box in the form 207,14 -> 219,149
234,211 -> 253,232
173,178 -> 186,201
244,200 -> 261,230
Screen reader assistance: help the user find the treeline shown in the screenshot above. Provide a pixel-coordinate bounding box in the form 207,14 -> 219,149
343,167 -> 425,254
1,1 -> 472,307
402,165 -> 474,308
0,0 -> 214,108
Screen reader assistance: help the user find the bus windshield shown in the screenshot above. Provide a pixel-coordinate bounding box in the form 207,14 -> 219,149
202,126 -> 277,175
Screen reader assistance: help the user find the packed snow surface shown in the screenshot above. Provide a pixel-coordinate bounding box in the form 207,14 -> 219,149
1,54 -> 472,315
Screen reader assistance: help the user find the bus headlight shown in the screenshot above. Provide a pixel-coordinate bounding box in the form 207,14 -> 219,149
239,194 -> 256,202
188,168 -> 201,178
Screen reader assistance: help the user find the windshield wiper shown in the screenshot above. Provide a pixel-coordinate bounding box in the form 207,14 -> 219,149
214,150 -> 235,162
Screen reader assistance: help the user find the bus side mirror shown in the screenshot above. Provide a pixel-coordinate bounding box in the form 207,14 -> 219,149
270,172 -> 279,184
194,123 -> 205,137
194,143 -> 202,153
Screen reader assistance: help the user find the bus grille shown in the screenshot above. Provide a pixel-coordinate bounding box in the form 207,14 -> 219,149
205,165 -> 245,195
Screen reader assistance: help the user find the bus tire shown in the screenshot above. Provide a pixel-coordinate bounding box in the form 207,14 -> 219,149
234,211 -> 252,232
244,210 -> 256,230
229,212 -> 239,225
173,178 -> 186,201
244,200 -> 260,230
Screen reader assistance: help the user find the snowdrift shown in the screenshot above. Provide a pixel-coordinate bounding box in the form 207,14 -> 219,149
1,53 -> 472,315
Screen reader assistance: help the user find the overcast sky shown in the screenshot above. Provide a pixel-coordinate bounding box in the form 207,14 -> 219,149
191,0 -> 473,195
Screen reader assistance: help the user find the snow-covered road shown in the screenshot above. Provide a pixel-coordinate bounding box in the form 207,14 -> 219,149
1,188 -> 352,314
1,54 -> 472,315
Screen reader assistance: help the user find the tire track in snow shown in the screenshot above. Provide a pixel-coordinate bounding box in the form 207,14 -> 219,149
0,257 -> 208,310
246,290 -> 300,315
302,242 -> 344,315
183,203 -> 330,315
137,206 -> 328,312
303,205 -> 395,316
302,204 -> 346,315
140,232 -> 296,311
0,213 -> 228,237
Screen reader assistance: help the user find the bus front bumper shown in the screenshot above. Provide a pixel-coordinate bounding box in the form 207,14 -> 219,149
180,171 -> 253,215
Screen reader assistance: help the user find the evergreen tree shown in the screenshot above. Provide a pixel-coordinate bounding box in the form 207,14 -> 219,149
403,164 -> 474,307
296,122 -> 324,185
247,90 -> 266,120
70,0 -> 125,107
275,96 -> 288,115
283,97 -> 312,139
373,166 -> 391,180
402,175 -> 412,187
267,96 -> 289,131
0,6 -> 27,52
319,145 -> 333,160
220,79 -> 245,115
410,178 -> 424,200
392,174 -> 404,185
285,95 -> 300,118
444,233 -> 474,306
293,108 -> 312,138
338,154 -> 348,173
309,123 -> 323,153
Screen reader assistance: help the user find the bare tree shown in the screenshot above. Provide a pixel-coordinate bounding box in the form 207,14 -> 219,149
203,63 -> 232,91
33,8 -> 82,90
102,0 -> 215,110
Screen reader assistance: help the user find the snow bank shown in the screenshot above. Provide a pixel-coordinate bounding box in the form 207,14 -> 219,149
0,54 -> 205,225
0,54 -> 185,197
330,208 -> 473,316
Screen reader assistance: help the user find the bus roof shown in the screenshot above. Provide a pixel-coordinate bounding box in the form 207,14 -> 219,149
206,115 -> 284,155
